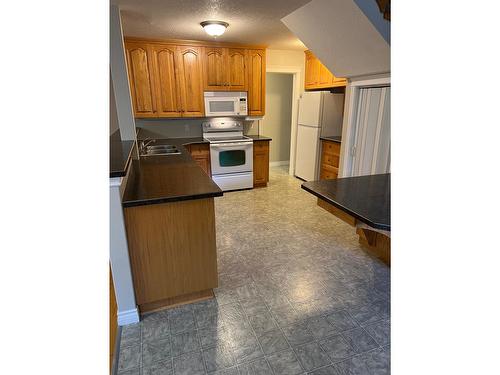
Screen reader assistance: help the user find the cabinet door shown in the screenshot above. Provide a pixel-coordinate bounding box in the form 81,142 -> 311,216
227,48 -> 247,91
125,43 -> 157,118
318,62 -> 333,87
247,49 -> 266,116
304,51 -> 320,89
253,141 -> 269,186
151,44 -> 182,117
331,73 -> 347,87
203,47 -> 227,91
177,46 -> 205,117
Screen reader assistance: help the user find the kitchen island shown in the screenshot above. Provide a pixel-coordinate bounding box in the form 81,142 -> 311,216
121,137 -> 223,314
302,174 -> 390,264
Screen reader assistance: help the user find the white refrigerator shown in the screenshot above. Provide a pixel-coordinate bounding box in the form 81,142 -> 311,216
295,91 -> 344,181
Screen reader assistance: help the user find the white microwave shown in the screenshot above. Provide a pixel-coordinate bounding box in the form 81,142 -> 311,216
204,91 -> 248,117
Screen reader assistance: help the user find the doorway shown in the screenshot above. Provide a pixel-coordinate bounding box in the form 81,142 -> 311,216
261,72 -> 294,171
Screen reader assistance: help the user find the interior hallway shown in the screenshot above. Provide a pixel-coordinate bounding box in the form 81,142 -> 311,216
117,166 -> 390,375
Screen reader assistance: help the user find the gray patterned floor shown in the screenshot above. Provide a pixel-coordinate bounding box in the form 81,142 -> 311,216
117,166 -> 390,375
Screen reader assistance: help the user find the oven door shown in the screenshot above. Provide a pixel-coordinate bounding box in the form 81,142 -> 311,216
210,142 -> 253,175
205,97 -> 240,117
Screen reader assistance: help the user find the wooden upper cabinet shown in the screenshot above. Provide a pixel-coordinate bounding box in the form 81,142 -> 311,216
305,50 -> 320,89
150,44 -> 182,117
124,38 -> 265,118
177,46 -> 204,117
227,49 -> 247,91
203,47 -> 226,90
202,47 -> 247,91
304,50 -> 346,90
318,62 -> 333,86
247,49 -> 266,116
125,42 -> 156,118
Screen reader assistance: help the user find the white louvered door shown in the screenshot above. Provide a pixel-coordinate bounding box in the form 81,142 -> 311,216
350,86 -> 391,176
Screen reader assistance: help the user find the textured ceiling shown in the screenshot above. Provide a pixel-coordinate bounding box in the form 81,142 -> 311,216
111,0 -> 311,50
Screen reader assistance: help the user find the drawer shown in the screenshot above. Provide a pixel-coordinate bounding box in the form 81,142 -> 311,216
321,152 -> 339,167
322,141 -> 340,155
320,164 -> 338,180
188,143 -> 210,156
253,140 -> 269,151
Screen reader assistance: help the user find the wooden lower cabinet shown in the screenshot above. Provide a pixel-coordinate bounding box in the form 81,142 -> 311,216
185,143 -> 211,176
253,140 -> 270,187
124,198 -> 218,313
320,140 -> 341,180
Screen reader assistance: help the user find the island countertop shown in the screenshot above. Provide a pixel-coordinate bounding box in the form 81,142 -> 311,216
301,174 -> 390,230
122,138 -> 222,208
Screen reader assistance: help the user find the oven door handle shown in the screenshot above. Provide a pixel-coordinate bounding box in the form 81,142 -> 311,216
211,142 -> 253,148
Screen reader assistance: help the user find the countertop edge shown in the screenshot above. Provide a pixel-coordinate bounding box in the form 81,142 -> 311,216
319,136 -> 342,143
301,183 -> 390,231
246,135 -> 272,141
123,190 -> 224,208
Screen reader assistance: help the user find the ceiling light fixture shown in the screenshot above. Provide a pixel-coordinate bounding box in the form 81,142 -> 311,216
200,20 -> 229,37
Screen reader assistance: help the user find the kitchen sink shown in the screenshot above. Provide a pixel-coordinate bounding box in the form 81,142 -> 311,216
139,142 -> 181,157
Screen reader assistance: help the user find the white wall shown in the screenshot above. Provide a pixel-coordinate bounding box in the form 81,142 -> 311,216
110,5 -> 136,141
262,73 -> 293,163
265,48 -> 306,174
110,74 -> 119,134
266,49 -> 305,91
281,0 -> 390,78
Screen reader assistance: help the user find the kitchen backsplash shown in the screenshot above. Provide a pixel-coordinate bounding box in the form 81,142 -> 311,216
135,118 -> 260,139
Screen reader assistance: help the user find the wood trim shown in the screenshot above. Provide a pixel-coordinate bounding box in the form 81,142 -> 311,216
140,289 -> 214,314
317,198 -> 357,226
124,37 -> 267,49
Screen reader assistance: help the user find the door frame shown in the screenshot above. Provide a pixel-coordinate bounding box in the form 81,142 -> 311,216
339,75 -> 391,177
265,66 -> 302,175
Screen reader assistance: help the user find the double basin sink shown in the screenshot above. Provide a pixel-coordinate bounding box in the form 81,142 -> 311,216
139,141 -> 181,157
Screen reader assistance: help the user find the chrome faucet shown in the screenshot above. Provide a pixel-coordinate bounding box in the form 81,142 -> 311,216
139,139 -> 156,154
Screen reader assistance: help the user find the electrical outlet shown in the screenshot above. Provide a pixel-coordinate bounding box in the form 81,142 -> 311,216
184,124 -> 189,133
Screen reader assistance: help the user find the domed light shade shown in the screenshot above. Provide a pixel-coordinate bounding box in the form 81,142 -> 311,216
200,21 -> 229,37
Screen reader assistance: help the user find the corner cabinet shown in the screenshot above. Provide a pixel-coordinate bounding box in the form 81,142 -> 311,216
248,49 -> 266,116
253,139 -> 270,187
185,143 -> 211,176
304,50 -> 346,90
125,39 -> 266,118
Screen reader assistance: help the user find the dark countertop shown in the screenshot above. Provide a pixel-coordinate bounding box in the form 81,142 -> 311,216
110,130 -> 135,178
302,174 -> 390,230
320,135 -> 342,143
122,137 -> 222,208
246,135 -> 272,141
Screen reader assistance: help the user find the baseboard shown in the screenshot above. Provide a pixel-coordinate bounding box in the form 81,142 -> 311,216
117,308 -> 140,326
269,161 -> 290,167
